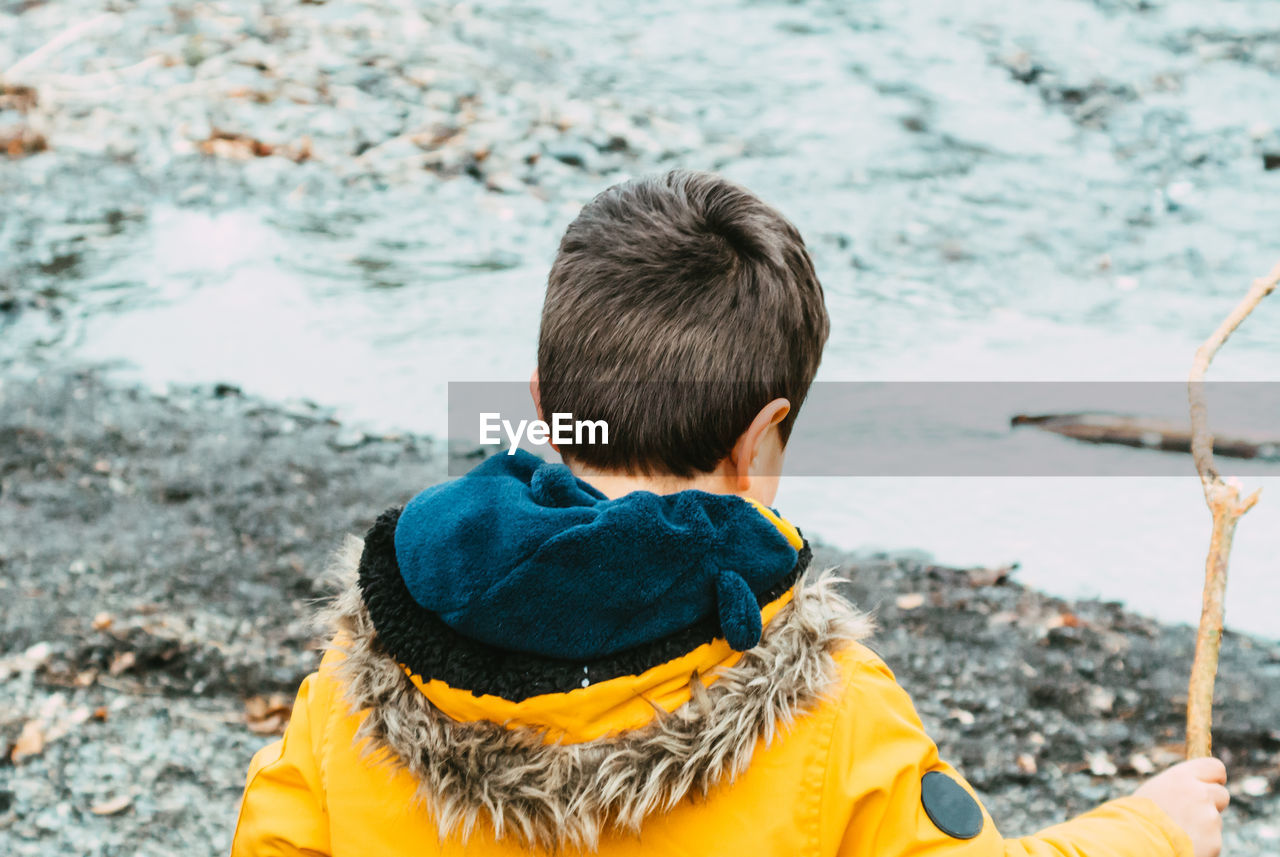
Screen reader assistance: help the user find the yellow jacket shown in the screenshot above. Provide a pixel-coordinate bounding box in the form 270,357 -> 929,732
232,532 -> 1191,857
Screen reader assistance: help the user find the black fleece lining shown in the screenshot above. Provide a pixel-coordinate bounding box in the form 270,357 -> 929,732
357,506 -> 811,702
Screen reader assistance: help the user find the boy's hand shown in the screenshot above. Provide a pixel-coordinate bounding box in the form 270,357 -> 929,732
1133,758 -> 1229,857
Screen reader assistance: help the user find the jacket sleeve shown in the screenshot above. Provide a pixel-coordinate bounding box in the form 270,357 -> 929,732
822,650 -> 1193,857
230,671 -> 332,857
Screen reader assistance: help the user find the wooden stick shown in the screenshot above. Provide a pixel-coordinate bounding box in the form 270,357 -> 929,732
1184,260 -> 1280,758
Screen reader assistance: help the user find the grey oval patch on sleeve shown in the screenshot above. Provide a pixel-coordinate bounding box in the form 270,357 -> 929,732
920,771 -> 984,840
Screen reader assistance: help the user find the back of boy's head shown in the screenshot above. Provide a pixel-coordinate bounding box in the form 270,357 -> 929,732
537,170 -> 829,478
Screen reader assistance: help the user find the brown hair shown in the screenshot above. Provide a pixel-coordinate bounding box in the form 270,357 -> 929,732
536,170 -> 829,477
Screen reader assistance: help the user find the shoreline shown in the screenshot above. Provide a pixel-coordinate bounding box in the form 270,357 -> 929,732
2,367 -> 1277,854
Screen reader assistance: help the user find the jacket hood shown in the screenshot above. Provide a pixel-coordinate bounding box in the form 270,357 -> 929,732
320,531 -> 874,852
393,450 -> 802,656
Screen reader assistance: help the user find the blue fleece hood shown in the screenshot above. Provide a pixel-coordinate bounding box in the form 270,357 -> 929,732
392,450 -> 800,659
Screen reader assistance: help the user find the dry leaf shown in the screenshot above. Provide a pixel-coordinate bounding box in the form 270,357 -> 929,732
895,592 -> 925,611
198,129 -> 310,163
92,612 -> 113,631
1044,612 -> 1083,630
108,651 -> 136,676
244,694 -> 287,720
90,794 -> 133,816
244,696 -> 266,720
965,563 -> 1016,587
1016,753 -> 1038,775
1,126 -> 47,159
246,713 -> 287,735
10,720 -> 44,763
245,694 -> 292,735
200,129 -> 274,158
0,84 -> 38,113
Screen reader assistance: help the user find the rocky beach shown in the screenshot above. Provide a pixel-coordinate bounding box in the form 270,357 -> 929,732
3,0 -> 1280,853
2,371 -> 1278,854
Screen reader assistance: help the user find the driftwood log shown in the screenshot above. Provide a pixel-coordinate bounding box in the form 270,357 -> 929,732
1010,413 -> 1279,461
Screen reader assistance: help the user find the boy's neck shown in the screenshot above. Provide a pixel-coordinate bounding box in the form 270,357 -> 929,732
567,461 -> 777,507
568,466 -> 727,500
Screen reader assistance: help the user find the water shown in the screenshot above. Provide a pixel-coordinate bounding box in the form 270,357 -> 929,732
3,0 -> 1278,636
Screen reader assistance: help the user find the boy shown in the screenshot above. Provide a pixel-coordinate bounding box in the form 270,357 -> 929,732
232,171 -> 1228,856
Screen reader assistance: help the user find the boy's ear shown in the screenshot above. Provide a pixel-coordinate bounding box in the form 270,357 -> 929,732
732,398 -> 790,491
529,368 -> 543,422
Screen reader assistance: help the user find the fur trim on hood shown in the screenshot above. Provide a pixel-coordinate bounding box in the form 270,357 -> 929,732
318,535 -> 874,853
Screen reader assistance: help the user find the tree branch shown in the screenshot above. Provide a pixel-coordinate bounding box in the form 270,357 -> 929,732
1184,260 -> 1279,759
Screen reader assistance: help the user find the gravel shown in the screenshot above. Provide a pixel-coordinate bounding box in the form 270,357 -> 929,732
3,0 -> 1279,852
2,370 -> 1277,855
